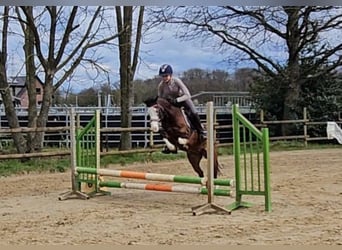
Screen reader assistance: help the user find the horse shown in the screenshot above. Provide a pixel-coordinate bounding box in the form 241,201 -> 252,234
144,96 -> 221,178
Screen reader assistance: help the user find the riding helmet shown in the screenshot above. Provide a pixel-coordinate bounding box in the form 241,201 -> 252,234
159,64 -> 173,76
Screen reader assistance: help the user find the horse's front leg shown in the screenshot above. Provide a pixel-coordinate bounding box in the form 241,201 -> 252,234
160,129 -> 177,153
178,137 -> 189,149
163,138 -> 177,151
177,131 -> 199,149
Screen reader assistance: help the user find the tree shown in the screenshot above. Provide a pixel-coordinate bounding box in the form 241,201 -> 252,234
2,6 -> 120,153
148,6 -> 342,134
233,68 -> 259,91
0,7 -> 27,154
77,88 -> 98,106
115,6 -> 144,150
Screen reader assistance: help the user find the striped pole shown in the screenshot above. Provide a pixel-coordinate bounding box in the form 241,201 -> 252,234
76,167 -> 234,187
99,180 -> 232,196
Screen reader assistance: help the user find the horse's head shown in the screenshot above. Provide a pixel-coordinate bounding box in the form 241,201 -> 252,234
144,96 -> 184,133
144,96 -> 162,132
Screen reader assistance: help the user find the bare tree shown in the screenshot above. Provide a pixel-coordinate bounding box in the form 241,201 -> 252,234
148,6 -> 342,134
115,6 -> 144,150
4,6 -> 121,153
233,68 -> 259,91
19,6 -> 39,152
0,7 -> 28,154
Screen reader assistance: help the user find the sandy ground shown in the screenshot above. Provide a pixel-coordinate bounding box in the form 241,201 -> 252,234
0,148 -> 341,246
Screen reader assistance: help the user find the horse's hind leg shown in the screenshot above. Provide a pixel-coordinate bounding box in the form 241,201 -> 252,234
186,151 -> 204,178
213,151 -> 220,179
201,148 -> 219,178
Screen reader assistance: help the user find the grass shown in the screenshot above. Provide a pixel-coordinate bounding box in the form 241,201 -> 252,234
101,150 -> 187,166
0,157 -> 70,176
0,141 -> 340,177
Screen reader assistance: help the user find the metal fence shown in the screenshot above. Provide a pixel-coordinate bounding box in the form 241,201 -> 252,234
0,103 -> 256,150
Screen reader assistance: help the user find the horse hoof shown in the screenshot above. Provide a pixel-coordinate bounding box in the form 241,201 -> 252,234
161,149 -> 171,154
161,147 -> 177,154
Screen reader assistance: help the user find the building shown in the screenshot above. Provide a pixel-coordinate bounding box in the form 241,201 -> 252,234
2,76 -> 44,107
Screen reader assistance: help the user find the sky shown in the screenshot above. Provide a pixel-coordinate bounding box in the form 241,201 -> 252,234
4,0 -> 342,5
5,5 -> 342,93
66,18 -> 260,92
53,11 -> 248,93
133,29 -> 254,81
110,29 -> 236,81
6,7 -> 239,93
59,34 -> 235,93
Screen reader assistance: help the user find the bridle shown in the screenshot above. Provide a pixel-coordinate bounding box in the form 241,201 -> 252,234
150,103 -> 166,122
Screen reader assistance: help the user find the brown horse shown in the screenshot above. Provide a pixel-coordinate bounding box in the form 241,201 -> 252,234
144,96 -> 221,178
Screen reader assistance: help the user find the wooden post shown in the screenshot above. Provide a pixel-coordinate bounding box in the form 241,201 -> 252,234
303,107 -> 307,147
191,102 -> 231,216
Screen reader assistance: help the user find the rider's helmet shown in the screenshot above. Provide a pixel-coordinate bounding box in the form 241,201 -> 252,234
159,64 -> 173,76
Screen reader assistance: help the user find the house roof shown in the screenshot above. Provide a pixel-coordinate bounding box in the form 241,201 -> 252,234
9,75 -> 44,87
8,75 -> 44,98
8,76 -> 26,87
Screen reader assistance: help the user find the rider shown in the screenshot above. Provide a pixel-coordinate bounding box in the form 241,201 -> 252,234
157,64 -> 205,154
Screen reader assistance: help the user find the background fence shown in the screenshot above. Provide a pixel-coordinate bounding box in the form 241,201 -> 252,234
0,104 -> 341,160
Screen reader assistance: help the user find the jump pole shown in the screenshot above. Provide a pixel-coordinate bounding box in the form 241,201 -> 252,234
191,101 -> 231,215
76,167 -> 234,187
99,180 -> 232,196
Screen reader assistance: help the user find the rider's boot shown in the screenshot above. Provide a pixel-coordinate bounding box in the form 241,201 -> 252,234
189,113 -> 206,139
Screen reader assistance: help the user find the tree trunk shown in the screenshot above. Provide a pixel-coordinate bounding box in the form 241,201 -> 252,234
0,77 -> 27,154
0,6 -> 27,154
33,74 -> 55,150
281,7 -> 301,135
116,6 -> 133,150
282,72 -> 301,135
24,6 -> 39,152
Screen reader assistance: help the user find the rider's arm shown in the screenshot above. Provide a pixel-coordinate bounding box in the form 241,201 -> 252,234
157,81 -> 163,97
174,78 -> 191,103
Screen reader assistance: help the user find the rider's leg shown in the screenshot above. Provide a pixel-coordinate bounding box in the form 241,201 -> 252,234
183,101 -> 205,137
188,112 -> 205,137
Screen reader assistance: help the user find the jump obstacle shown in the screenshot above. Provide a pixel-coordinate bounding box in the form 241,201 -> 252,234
58,103 -> 272,214
76,167 -> 233,196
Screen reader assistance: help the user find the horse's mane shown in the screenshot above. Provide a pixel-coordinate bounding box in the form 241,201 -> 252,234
144,96 -> 187,127
144,96 -> 158,107
143,96 -> 171,108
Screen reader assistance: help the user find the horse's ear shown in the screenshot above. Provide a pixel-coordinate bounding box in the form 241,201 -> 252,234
143,96 -> 158,107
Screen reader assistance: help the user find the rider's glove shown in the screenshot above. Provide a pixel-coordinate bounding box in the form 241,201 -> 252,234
166,97 -> 178,106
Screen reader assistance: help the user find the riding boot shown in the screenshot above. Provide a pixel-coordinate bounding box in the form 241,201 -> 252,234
189,113 -> 206,139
